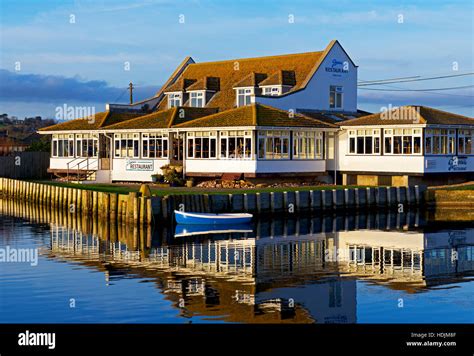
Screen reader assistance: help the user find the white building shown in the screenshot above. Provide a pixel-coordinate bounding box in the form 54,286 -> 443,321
38,40 -> 474,185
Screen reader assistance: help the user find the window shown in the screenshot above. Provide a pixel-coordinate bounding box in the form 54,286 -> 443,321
293,131 -> 323,159
257,130 -> 290,159
220,130 -> 252,159
236,88 -> 252,107
168,92 -> 182,108
75,134 -> 98,158
348,129 -> 380,155
262,87 -> 280,96
142,133 -> 168,158
425,129 -> 456,155
329,86 -> 343,109
51,134 -> 74,157
189,92 -> 204,107
458,129 -> 473,155
114,133 -> 140,158
186,132 -> 217,159
384,128 -> 422,155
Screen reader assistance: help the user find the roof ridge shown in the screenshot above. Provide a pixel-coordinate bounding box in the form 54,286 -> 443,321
173,105 -> 248,128
189,51 -> 324,66
102,109 -> 174,129
167,107 -> 179,128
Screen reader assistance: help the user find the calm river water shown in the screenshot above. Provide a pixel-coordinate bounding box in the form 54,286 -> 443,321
0,199 -> 473,324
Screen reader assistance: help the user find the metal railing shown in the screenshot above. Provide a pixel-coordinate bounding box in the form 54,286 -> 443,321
66,157 -> 99,182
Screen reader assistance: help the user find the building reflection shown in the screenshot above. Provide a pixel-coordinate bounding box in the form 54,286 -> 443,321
1,198 -> 473,323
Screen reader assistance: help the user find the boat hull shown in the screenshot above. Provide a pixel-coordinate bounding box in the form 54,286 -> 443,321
174,210 -> 253,225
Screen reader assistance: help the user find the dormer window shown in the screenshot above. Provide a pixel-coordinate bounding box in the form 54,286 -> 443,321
168,92 -> 182,108
236,88 -> 253,107
190,91 -> 205,107
262,86 -> 281,96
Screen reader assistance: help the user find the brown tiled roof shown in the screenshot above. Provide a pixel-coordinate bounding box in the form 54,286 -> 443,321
173,104 -> 337,129
299,109 -> 372,124
39,111 -> 143,132
186,77 -> 220,91
339,106 -> 474,127
164,78 -> 197,92
156,48 -> 327,111
259,70 -> 296,87
233,72 -> 268,88
103,107 -> 219,130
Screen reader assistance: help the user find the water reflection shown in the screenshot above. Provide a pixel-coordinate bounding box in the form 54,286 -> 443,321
1,198 -> 473,323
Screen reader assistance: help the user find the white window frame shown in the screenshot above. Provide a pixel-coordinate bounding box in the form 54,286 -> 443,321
261,86 -> 281,96
167,92 -> 182,108
114,133 -> 140,158
51,133 -> 75,158
384,128 -> 422,155
186,131 -> 217,159
236,88 -> 253,107
189,91 -> 205,108
257,130 -> 291,160
329,86 -> 343,109
75,133 -> 98,158
458,129 -> 473,155
293,131 -> 324,160
219,130 -> 252,159
424,128 -> 456,156
142,132 -> 169,159
348,129 -> 381,155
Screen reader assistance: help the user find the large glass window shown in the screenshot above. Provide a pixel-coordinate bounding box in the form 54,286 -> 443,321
257,130 -> 290,159
168,92 -> 182,108
293,131 -> 323,159
424,129 -> 456,155
51,134 -> 75,157
142,133 -> 168,158
329,86 -> 343,109
220,130 -> 252,159
348,129 -> 380,155
458,129 -> 473,155
384,128 -> 422,155
236,88 -> 252,107
114,133 -> 140,158
186,132 -> 217,159
75,134 -> 98,158
189,92 -> 204,107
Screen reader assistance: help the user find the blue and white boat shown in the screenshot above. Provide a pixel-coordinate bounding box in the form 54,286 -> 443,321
174,210 -> 253,225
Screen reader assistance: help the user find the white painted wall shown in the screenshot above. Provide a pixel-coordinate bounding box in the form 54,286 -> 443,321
185,158 -> 326,174
111,158 -> 169,182
256,159 -> 326,173
186,159 -> 256,173
50,158 -> 73,170
256,42 -> 358,113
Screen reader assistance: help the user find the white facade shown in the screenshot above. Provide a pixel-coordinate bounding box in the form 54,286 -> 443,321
337,125 -> 474,175
256,42 -> 358,113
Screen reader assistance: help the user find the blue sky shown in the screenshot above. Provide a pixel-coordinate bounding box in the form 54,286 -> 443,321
0,0 -> 472,118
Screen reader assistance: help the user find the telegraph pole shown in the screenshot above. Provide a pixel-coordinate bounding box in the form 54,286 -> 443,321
128,82 -> 134,104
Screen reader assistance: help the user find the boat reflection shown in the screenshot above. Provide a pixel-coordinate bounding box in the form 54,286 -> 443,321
1,198 -> 473,323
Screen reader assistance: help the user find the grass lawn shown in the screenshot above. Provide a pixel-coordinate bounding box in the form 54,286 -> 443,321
436,184 -> 474,191
31,180 -> 368,196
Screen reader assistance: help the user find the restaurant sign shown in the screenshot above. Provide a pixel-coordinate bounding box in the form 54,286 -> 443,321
325,59 -> 349,74
448,156 -> 467,171
126,159 -> 154,171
